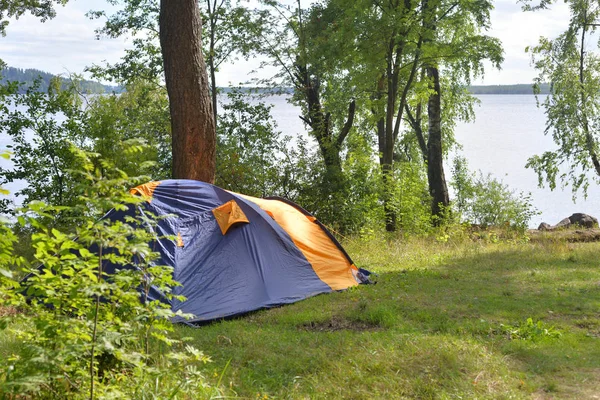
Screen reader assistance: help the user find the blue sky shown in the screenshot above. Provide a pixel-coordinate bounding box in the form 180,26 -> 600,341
0,0 -> 570,85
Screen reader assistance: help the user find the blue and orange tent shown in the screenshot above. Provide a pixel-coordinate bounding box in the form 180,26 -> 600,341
114,179 -> 367,323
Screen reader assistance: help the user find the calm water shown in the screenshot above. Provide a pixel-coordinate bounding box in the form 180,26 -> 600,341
266,94 -> 600,228
2,94 -> 598,227
453,95 -> 600,227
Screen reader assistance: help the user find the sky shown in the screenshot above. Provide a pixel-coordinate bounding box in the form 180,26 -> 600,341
0,0 -> 571,86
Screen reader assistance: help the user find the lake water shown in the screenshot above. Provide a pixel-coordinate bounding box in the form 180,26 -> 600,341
2,94 -> 598,228
266,94 -> 600,228
452,95 -> 600,228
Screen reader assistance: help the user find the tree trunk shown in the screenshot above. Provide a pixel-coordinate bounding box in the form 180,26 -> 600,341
207,0 -> 219,128
160,0 -> 216,182
295,63 -> 355,191
426,66 -> 449,223
382,46 -> 397,232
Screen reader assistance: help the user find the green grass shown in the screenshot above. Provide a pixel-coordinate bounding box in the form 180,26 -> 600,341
177,237 -> 600,399
2,237 -> 599,398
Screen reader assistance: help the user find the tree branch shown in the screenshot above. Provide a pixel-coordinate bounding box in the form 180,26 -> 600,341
299,115 -> 311,126
337,99 -> 356,147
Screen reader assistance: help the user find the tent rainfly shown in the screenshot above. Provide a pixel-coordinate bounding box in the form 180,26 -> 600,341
105,180 -> 369,323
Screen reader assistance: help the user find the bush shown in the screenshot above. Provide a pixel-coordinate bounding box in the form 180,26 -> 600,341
390,160 -> 432,235
451,156 -> 539,229
0,147 -> 220,399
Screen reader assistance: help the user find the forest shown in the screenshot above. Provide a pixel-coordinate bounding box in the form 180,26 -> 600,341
2,67 -> 549,95
0,67 -> 122,93
0,0 -> 599,399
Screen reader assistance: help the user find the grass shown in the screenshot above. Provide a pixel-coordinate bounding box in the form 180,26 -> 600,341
2,235 -> 599,398
177,236 -> 600,399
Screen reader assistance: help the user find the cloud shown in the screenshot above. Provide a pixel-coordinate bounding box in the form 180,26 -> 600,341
0,1 -> 129,80
480,0 -> 570,84
0,0 -> 573,86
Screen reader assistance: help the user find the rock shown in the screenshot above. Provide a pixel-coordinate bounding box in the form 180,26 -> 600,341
537,213 -> 598,231
555,218 -> 572,229
568,213 -> 598,228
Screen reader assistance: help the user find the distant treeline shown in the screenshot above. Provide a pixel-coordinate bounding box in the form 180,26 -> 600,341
1,67 -> 123,94
2,67 -> 550,96
222,85 -> 551,96
219,86 -> 294,95
468,83 -> 551,95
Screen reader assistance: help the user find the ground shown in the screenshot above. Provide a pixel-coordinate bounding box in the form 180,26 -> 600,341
2,232 -> 599,399
172,234 -> 600,399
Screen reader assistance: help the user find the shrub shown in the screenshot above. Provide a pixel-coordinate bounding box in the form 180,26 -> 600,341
0,147 -> 220,399
451,156 -> 539,229
390,160 -> 432,235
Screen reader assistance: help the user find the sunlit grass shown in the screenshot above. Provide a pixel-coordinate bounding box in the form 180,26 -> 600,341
178,236 -> 600,399
2,236 -> 599,398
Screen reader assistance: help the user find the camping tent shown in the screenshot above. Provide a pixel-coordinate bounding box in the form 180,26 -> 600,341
108,179 -> 366,323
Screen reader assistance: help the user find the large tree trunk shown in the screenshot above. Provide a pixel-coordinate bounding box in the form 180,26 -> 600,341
426,66 -> 449,223
160,0 -> 216,182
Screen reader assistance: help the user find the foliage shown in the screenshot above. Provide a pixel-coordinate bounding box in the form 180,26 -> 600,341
0,147 -> 219,399
338,134 -> 383,234
526,0 -> 600,196
299,133 -> 382,235
86,81 -> 171,179
257,1 -> 360,220
0,78 -> 87,214
501,318 -> 562,342
291,0 -> 503,230
201,0 -> 267,124
0,152 -> 25,314
214,90 -> 380,234
389,160 -> 432,235
0,0 -> 68,36
88,0 -> 263,93
451,156 -> 539,229
0,78 -> 169,217
215,90 -> 288,197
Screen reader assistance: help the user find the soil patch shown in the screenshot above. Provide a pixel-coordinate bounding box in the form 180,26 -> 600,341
0,306 -> 19,317
299,317 -> 381,332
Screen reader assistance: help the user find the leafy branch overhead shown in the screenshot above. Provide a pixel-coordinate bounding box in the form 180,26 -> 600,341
526,0 -> 600,196
0,0 -> 68,36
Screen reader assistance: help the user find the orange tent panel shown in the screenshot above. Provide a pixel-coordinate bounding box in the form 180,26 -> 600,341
237,194 -> 359,291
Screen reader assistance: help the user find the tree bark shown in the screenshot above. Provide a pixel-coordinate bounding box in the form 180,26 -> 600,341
160,0 -> 216,182
426,66 -> 449,223
207,0 -> 219,128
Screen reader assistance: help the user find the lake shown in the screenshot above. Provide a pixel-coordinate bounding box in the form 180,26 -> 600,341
266,94 -> 600,228
2,94 -> 598,228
